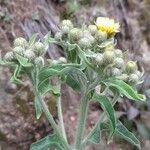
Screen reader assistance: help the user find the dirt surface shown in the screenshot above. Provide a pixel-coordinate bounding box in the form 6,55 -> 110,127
1,0 -> 150,150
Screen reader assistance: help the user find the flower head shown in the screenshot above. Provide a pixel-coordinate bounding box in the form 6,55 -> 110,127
96,17 -> 120,36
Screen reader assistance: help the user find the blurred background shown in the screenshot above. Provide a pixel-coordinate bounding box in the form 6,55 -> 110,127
0,0 -> 150,149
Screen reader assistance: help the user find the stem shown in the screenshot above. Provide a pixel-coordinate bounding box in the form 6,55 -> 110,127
57,80 -> 67,142
75,94 -> 89,150
35,90 -> 70,150
30,67 -> 70,150
82,93 -> 120,147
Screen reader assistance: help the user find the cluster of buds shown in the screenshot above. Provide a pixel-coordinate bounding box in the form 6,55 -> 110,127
54,19 -> 108,50
93,44 -> 141,85
4,37 -> 46,66
54,18 -> 142,85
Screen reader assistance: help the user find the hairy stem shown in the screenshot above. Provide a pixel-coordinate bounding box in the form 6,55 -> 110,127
30,68 -> 70,150
57,80 -> 67,142
75,94 -> 89,150
35,90 -> 70,150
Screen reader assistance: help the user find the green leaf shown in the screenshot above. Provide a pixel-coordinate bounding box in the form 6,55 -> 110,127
65,68 -> 87,93
86,123 -> 101,145
38,65 -> 87,93
0,59 -> 15,66
38,79 -> 60,96
30,134 -> 63,150
104,80 -> 145,101
34,97 -> 42,119
43,32 -> 51,49
11,65 -> 23,84
16,54 -> 33,67
116,121 -> 140,149
93,94 -> 116,137
28,33 -> 38,48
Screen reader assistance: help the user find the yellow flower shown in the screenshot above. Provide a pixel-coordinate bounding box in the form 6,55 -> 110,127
95,17 -> 120,36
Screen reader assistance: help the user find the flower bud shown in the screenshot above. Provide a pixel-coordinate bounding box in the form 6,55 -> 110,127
52,60 -> 59,65
83,30 -> 91,37
24,50 -> 36,61
135,70 -> 142,78
88,25 -> 97,35
58,57 -> 67,64
129,73 -> 139,84
117,73 -> 128,82
114,49 -> 123,58
95,53 -> 104,66
125,61 -> 137,74
61,25 -> 70,34
114,57 -> 124,68
14,37 -> 27,48
34,56 -> 44,66
4,52 -> 15,62
69,28 -> 82,41
103,50 -> 115,64
78,37 -> 92,49
87,35 -> 95,45
104,44 -> 114,52
111,68 -> 121,76
13,46 -> 24,55
55,32 -> 62,40
95,31 -> 107,42
62,20 -> 73,29
34,42 -> 45,56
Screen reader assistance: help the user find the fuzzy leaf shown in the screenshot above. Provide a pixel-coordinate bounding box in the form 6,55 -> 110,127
116,121 -> 141,149
38,79 -> 60,96
16,54 -> 32,67
86,123 -> 101,145
38,65 -> 87,93
11,65 -> 23,84
104,80 -> 145,101
28,33 -> 38,48
65,67 -> 87,93
34,97 -> 42,120
30,134 -> 63,150
93,94 -> 116,137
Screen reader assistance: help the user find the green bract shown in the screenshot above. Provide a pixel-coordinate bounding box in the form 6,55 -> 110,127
0,18 -> 145,150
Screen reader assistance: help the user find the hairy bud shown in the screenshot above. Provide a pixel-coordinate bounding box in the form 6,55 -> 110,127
52,60 -> 59,65
34,57 -> 44,66
69,28 -> 82,41
24,50 -> 36,61
95,31 -> 107,42
114,49 -> 123,58
95,53 -> 104,66
135,70 -> 142,78
62,20 -> 73,29
58,57 -> 67,64
34,42 -> 45,56
14,37 -> 27,48
4,52 -> 15,62
125,61 -> 137,74
13,46 -> 24,55
61,25 -> 71,34
78,37 -> 92,49
88,25 -> 97,35
111,68 -> 121,76
114,57 -> 124,68
103,50 -> 115,64
55,32 -> 62,40
117,73 -> 129,82
129,73 -> 139,84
